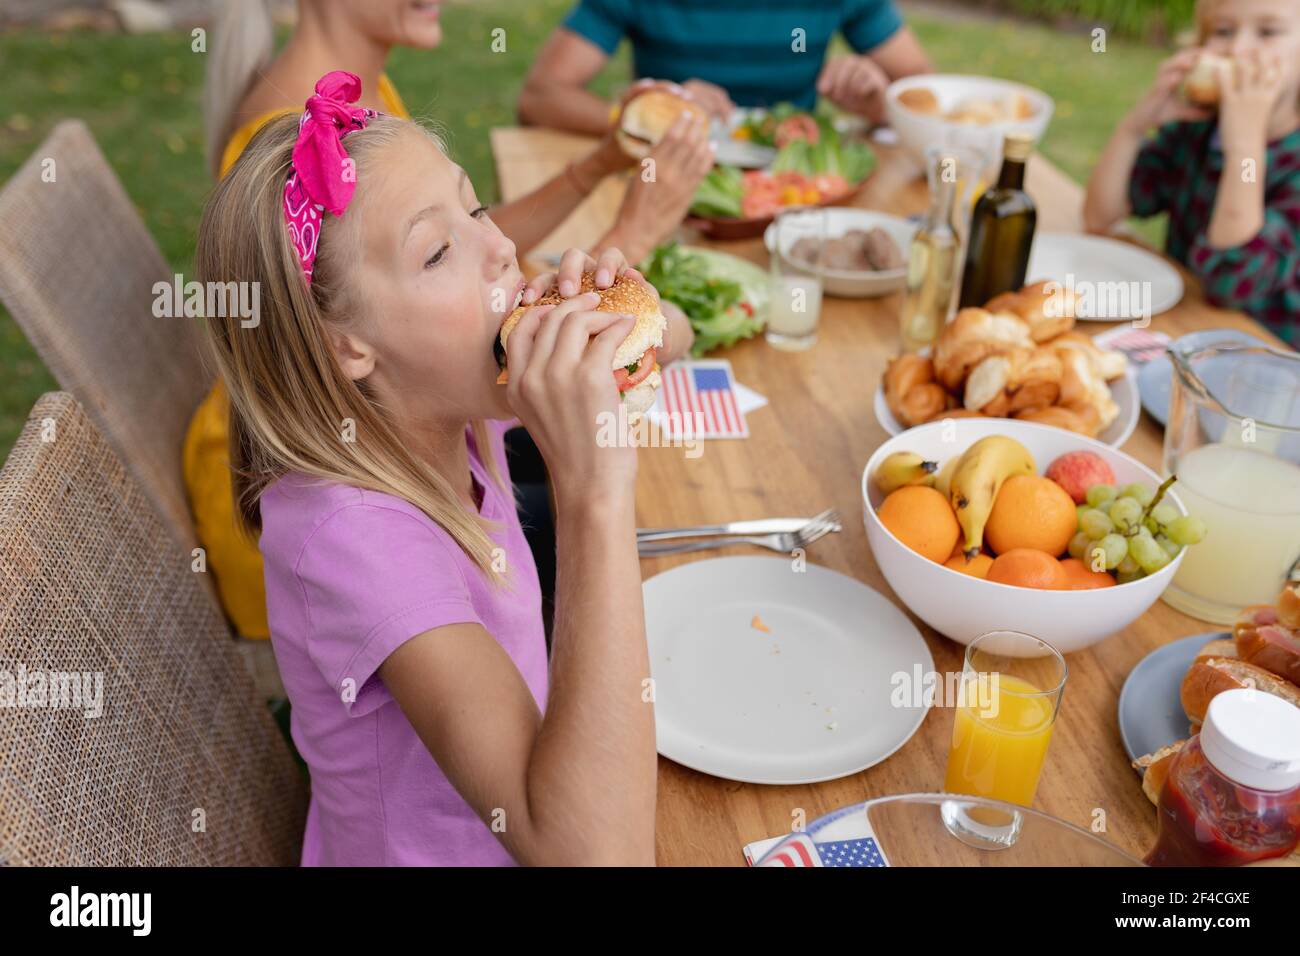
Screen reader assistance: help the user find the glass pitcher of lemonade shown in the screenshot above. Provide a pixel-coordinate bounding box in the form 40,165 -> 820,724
1162,341 -> 1300,624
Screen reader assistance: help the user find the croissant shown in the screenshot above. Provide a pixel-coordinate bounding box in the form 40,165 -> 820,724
986,281 -> 1076,343
1051,331 -> 1128,380
884,353 -> 952,427
1056,348 -> 1118,433
1014,403 -> 1100,436
962,346 -> 1062,415
933,308 -> 1034,391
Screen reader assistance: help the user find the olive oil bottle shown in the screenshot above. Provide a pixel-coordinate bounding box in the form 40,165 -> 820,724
958,132 -> 1036,308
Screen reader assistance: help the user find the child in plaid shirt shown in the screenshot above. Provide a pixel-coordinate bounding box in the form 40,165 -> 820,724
1085,0 -> 1300,347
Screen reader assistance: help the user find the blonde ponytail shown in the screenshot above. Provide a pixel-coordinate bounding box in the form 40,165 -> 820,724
203,0 -> 276,177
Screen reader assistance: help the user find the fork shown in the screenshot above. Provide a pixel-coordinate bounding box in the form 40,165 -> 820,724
637,511 -> 840,557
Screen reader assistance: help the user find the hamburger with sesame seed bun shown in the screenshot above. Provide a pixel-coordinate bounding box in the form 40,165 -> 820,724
495,272 -> 666,419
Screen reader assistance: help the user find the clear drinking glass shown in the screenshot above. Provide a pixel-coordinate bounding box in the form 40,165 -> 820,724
1161,341 -> 1300,624
766,209 -> 825,351
941,630 -> 1067,850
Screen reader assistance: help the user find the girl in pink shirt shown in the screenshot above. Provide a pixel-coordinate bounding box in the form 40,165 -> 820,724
194,73 -> 674,865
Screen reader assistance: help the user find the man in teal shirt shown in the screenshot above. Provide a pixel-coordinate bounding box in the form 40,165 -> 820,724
518,0 -> 931,134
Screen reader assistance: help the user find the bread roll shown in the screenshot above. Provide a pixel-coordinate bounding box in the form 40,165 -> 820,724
1133,740 -> 1186,805
616,89 -> 708,159
1280,583 -> 1300,628
1181,657 -> 1300,725
1236,624 -> 1300,688
897,87 -> 940,115
1194,638 -> 1238,665
1184,53 -> 1232,108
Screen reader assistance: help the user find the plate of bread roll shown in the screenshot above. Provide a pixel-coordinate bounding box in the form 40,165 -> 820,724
876,280 -> 1139,447
1122,583 -> 1300,862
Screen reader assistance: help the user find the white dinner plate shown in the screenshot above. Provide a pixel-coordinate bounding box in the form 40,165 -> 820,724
873,364 -> 1140,448
1026,233 -> 1184,321
643,556 -> 933,785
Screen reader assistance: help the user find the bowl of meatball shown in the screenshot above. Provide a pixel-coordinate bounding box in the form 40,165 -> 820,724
763,208 -> 914,298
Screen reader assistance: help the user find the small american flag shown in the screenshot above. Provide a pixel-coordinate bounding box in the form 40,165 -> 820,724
1092,327 -> 1171,366
753,833 -> 890,867
655,360 -> 749,439
818,837 -> 888,867
754,834 -> 823,867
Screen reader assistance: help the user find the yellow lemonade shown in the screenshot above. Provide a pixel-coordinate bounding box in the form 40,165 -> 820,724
944,673 -> 1056,808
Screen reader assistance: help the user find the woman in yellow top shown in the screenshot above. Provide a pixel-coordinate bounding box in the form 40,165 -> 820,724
194,0 -> 710,637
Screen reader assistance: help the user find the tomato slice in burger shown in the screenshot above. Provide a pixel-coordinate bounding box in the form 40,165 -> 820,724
614,348 -> 656,392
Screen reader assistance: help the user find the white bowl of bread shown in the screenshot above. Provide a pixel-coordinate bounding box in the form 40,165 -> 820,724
876,280 -> 1138,447
1133,584 -> 1300,864
862,418 -> 1187,655
886,74 -> 1054,167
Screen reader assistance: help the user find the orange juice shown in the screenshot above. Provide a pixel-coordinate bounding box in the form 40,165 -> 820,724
944,673 -> 1055,808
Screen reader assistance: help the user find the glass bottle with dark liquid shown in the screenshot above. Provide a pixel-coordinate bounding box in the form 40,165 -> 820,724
958,132 -> 1037,308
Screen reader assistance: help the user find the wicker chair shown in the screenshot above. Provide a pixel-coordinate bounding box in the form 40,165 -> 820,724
0,393 -> 307,865
0,120 -> 207,560
0,120 -> 283,697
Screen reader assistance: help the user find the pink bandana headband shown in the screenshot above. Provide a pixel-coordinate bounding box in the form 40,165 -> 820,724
283,71 -> 379,284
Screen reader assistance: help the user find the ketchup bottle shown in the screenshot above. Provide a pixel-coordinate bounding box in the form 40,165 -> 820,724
1146,689 -> 1300,866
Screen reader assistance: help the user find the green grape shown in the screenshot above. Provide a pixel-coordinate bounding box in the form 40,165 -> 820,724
1079,509 -> 1114,539
1150,503 -> 1179,526
1116,555 -> 1140,576
1130,535 -> 1170,574
1067,531 -> 1091,561
1094,533 -> 1128,570
1122,483 -> 1155,506
1166,515 -> 1207,546
1086,484 -> 1118,508
1108,497 -> 1143,534
1132,523 -> 1154,541
1143,516 -> 1161,535
1116,566 -> 1145,585
1155,534 -> 1182,559
1076,504 -> 1091,526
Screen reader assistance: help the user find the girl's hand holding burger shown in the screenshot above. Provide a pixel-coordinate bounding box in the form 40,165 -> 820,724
506,248 -> 648,503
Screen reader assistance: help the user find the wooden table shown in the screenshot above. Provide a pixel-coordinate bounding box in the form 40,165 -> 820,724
492,127 -> 1282,866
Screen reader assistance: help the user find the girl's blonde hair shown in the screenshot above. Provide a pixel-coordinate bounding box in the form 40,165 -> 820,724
203,0 -> 276,177
195,112 -> 507,579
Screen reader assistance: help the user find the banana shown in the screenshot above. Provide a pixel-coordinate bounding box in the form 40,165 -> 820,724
949,436 -> 1036,556
933,457 -> 959,498
873,451 -> 939,496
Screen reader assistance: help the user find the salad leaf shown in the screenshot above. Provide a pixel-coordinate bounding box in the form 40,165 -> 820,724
640,242 -> 765,356
689,165 -> 744,218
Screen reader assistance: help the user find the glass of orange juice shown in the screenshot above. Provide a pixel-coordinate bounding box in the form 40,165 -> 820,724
941,630 -> 1067,849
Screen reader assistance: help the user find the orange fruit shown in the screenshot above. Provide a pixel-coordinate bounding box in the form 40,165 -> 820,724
1059,557 -> 1116,590
985,474 -> 1077,556
986,548 -> 1068,589
944,546 -> 994,578
878,485 -> 960,563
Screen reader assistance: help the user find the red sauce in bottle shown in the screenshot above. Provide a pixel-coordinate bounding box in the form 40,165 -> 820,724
1145,735 -> 1300,867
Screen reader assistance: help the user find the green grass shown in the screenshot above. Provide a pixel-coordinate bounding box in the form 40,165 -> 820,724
0,0 -> 1170,458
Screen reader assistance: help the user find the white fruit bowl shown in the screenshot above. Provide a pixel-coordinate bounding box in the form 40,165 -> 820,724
861,419 -> 1186,655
